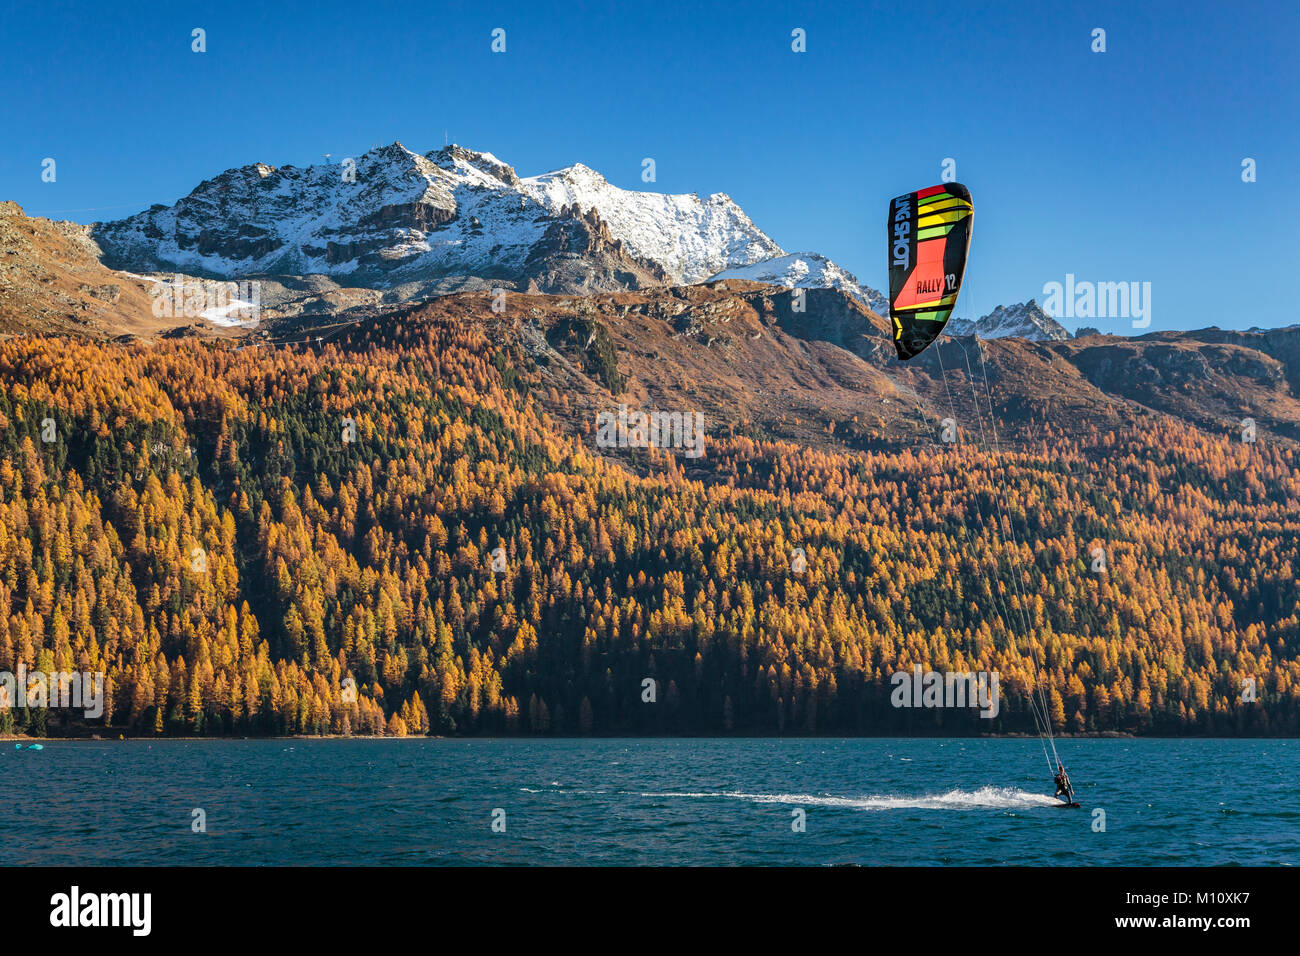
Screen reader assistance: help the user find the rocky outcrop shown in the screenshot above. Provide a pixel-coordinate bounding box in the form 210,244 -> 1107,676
519,205 -> 667,294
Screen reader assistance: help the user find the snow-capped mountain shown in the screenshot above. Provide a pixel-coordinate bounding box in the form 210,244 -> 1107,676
947,300 -> 1072,341
707,252 -> 889,315
93,142 -> 788,292
518,162 -> 781,284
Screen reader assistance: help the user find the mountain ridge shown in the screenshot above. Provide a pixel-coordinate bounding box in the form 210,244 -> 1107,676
92,141 -> 799,295
8,186 -> 1300,451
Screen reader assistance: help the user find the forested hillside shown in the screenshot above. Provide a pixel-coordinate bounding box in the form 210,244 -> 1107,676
2,304 -> 1297,736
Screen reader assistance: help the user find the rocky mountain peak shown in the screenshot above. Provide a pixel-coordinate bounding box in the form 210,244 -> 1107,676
428,144 -> 519,185
948,299 -> 1072,341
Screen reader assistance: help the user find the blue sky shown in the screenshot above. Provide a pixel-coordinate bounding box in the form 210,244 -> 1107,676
2,0 -> 1296,332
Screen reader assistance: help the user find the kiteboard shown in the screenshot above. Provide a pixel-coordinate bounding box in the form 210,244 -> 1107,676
1055,801 -> 1081,809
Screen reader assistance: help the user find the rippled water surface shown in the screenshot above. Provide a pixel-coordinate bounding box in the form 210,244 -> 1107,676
3,738 -> 1296,865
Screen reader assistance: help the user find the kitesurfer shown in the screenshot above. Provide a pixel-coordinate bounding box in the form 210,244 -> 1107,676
1053,763 -> 1073,802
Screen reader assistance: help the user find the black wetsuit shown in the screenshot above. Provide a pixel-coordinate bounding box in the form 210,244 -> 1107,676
1054,773 -> 1073,802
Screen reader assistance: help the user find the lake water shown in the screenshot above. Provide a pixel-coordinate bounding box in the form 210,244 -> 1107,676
4,737 -> 1296,865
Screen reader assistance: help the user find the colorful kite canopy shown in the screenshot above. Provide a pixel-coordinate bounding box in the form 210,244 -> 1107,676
887,183 -> 973,360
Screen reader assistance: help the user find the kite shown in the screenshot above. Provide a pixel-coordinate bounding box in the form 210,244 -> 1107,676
887,183 -> 973,360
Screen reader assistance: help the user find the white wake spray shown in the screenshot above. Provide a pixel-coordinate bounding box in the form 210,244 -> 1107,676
635,786 -> 1060,811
